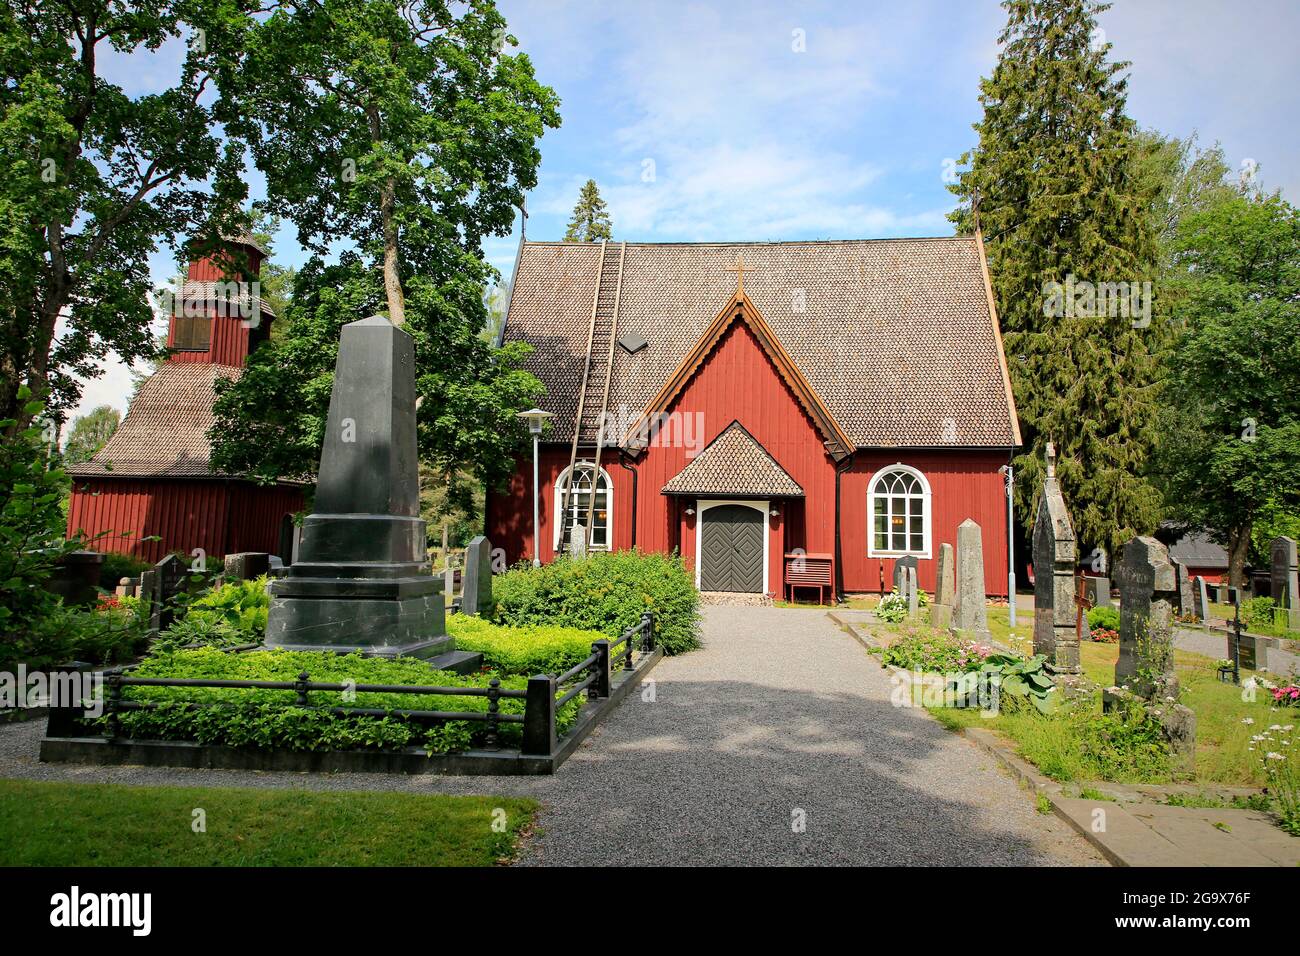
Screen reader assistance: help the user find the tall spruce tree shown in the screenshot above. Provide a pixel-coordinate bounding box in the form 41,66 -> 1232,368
950,0 -> 1161,556
563,179 -> 612,241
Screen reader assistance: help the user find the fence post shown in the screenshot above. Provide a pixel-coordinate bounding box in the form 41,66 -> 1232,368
623,625 -> 636,672
590,641 -> 611,700
520,674 -> 556,756
641,612 -> 655,652
485,677 -> 501,751
294,671 -> 311,706
105,668 -> 123,740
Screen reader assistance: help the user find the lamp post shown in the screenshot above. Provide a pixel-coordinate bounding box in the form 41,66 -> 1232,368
517,409 -> 553,567
999,463 -> 1016,628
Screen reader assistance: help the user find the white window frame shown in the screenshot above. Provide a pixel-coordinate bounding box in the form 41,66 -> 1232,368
694,498 -> 770,595
867,463 -> 932,559
553,461 -> 614,552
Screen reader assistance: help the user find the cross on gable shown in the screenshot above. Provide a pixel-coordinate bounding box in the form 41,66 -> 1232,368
725,253 -> 755,297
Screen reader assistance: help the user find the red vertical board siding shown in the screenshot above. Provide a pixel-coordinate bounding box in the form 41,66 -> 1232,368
486,324 -> 1013,599
839,450 -> 1011,597
66,479 -> 302,563
166,252 -> 256,367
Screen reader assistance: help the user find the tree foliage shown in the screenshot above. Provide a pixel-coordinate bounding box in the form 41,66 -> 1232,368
1154,193 -> 1300,585
0,0 -> 253,431
62,405 -> 121,465
563,178 -> 612,242
950,0 -> 1162,554
209,1 -> 558,516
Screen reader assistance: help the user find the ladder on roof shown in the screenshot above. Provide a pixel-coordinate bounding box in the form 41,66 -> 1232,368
560,240 -> 627,553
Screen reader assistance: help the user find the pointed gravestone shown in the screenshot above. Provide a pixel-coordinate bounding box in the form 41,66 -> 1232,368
265,316 -> 449,658
1271,536 -> 1299,630
1115,536 -> 1179,699
952,519 -> 989,637
931,542 -> 955,628
461,535 -> 494,618
1031,442 -> 1079,674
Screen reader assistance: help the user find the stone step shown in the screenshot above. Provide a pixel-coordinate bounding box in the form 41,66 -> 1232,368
426,649 -> 484,676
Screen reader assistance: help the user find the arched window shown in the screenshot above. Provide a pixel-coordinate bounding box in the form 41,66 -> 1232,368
868,465 -> 931,558
554,463 -> 613,552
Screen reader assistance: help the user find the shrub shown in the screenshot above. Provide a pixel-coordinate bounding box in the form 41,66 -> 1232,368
151,616 -> 251,653
1,598 -> 151,671
1070,697 -> 1174,782
875,586 -> 930,624
446,616 -> 606,675
98,551 -> 152,591
98,648 -> 582,754
1087,605 -> 1120,632
184,576 -> 270,639
881,627 -> 992,673
1243,596 -> 1276,631
492,550 -> 700,655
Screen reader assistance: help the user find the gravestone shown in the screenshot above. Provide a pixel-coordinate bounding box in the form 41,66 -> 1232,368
1271,536 -> 1299,630
1172,559 -> 1194,620
893,555 -> 918,598
1083,576 -> 1111,610
1031,443 -> 1079,674
906,567 -> 919,619
1114,536 -> 1179,699
461,535 -> 495,618
224,552 -> 270,581
952,519 -> 989,637
139,568 -> 161,635
930,542 -> 955,629
443,564 -> 457,606
155,554 -> 189,631
1193,575 -> 1210,623
568,525 -> 588,559
1108,535 -> 1196,770
265,316 -> 450,659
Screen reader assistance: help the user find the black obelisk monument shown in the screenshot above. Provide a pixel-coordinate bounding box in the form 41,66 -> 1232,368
265,315 -> 451,658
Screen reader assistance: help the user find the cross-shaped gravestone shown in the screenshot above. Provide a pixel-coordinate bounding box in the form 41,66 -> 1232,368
1115,536 -> 1180,699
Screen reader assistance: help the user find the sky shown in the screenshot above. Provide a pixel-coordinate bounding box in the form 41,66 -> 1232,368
69,0 -> 1300,422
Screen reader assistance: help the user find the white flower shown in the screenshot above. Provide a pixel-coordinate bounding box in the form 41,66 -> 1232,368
1284,725 -> 1295,731
1266,752 -> 1286,761
1242,717 -> 1255,725
1271,724 -> 1283,730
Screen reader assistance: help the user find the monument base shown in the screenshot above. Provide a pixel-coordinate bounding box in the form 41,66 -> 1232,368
266,574 -> 450,659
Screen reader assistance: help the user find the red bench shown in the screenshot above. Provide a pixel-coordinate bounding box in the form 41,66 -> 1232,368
784,552 -> 835,605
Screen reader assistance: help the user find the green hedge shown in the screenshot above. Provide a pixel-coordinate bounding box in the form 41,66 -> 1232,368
99,648 -> 582,754
446,616 -> 607,675
491,550 -> 700,655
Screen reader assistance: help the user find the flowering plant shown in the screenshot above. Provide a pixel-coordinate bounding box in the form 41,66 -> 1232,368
1090,627 -> 1119,644
1271,684 -> 1300,707
1246,719 -> 1299,835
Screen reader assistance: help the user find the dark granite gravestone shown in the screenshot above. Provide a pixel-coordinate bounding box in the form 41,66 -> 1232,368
952,519 -> 989,637
1172,559 -> 1194,620
461,535 -> 495,618
1271,536 -> 1299,630
1083,576 -> 1111,610
265,316 -> 451,659
1193,576 -> 1210,623
1115,536 -> 1179,699
1031,443 -> 1079,674
154,554 -> 188,631
42,551 -> 105,608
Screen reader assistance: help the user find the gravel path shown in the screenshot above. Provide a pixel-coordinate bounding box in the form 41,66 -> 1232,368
0,606 -> 1102,866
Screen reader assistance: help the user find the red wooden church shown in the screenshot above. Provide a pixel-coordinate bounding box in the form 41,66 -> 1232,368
488,237 -> 1021,600
66,236 -> 304,564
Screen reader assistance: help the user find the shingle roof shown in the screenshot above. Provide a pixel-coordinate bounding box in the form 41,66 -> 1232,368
662,421 -> 803,497
1168,530 -> 1230,570
68,363 -> 240,478
504,238 -> 1019,448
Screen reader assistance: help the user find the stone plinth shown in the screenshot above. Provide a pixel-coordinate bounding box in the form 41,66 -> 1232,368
266,316 -> 450,659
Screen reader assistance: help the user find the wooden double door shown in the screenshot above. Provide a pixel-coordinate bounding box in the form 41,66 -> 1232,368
699,503 -> 764,592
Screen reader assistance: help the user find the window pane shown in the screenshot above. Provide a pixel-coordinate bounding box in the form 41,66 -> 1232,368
910,533 -> 924,552
891,529 -> 906,551
875,531 -> 887,551
910,515 -> 923,535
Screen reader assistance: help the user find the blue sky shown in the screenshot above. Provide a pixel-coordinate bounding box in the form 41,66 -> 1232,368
74,0 -> 1300,418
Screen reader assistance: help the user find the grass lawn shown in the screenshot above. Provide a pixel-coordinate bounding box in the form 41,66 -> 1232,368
0,779 -> 537,866
888,608 -> 1289,787
1207,601 -> 1300,643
